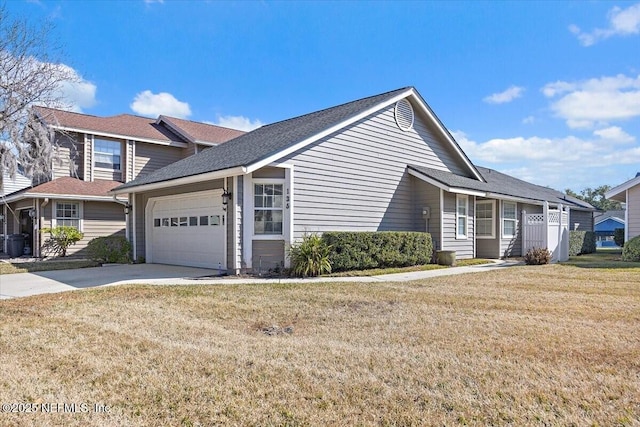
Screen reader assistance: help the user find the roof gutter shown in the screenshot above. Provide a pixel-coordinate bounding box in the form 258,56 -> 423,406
110,166 -> 247,195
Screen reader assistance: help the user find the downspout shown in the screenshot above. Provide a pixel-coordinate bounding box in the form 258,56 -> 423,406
37,198 -> 50,258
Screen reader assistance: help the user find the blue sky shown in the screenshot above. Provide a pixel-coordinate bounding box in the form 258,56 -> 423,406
6,0 -> 640,192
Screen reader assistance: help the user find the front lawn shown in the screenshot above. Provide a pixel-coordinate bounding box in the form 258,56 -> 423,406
0,264 -> 638,426
0,259 -> 100,275
564,248 -> 640,269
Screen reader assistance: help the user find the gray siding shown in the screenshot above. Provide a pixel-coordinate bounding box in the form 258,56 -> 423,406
53,133 -> 83,179
569,210 -> 593,232
133,179 -> 225,260
629,185 -> 640,240
252,240 -> 285,273
253,166 -> 285,179
134,143 -> 183,179
1,173 -> 31,196
441,192 -> 475,259
412,176 -> 441,250
281,103 -> 474,241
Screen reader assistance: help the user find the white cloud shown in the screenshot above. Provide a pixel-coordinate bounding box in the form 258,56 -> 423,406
522,116 -> 535,125
130,90 -> 191,118
452,129 -> 640,190
542,74 -> 640,128
570,3 -> 640,46
215,115 -> 263,131
483,85 -> 525,104
593,126 -> 635,143
54,64 -> 97,112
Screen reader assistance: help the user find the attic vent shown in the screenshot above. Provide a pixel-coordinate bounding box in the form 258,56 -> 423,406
394,99 -> 414,131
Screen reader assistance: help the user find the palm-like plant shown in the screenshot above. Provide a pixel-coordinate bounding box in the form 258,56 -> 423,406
288,234 -> 332,277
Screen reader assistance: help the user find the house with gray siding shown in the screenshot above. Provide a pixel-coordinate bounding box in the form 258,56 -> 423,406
606,175 -> 640,243
1,107 -> 243,257
112,87 -> 594,270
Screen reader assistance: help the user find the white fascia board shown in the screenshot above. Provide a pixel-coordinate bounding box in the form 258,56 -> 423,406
449,188 -> 486,197
408,88 -> 485,183
4,193 -> 124,203
110,166 -> 247,194
485,192 -> 548,206
595,216 -> 625,226
50,125 -> 188,148
605,176 -> 640,202
245,89 -> 415,174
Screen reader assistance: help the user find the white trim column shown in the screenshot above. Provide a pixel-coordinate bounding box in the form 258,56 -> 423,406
242,172 -> 253,269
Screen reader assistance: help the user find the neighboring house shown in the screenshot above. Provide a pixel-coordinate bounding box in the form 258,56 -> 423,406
593,210 -> 625,247
605,175 -> 640,242
0,107 -> 244,257
112,87 -> 594,271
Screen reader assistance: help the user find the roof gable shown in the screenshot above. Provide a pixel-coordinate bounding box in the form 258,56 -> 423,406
157,115 -> 245,145
114,87 -> 484,193
605,174 -> 640,202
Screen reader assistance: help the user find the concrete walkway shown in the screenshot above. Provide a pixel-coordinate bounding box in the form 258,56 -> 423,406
0,260 -> 522,299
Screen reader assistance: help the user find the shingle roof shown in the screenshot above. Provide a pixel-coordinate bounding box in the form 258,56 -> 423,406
27,177 -> 123,197
115,87 -> 414,191
34,106 -> 184,143
158,116 -> 245,145
409,165 -> 595,209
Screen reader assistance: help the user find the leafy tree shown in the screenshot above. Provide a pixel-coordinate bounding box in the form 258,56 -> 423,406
565,185 -> 622,211
0,4 -> 78,188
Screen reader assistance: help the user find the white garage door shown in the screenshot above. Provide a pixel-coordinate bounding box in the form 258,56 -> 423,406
148,190 -> 226,269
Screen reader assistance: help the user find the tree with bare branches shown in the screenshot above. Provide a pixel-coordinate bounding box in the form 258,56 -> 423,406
0,4 -> 78,189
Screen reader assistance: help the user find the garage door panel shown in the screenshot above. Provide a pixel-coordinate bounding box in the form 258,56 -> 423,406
149,191 -> 226,269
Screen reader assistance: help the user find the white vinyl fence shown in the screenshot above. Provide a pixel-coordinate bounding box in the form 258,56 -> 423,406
522,203 -> 569,262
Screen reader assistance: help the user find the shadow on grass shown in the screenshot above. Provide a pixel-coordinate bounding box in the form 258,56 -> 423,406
562,249 -> 640,269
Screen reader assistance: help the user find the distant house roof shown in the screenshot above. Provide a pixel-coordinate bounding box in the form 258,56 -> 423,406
157,116 -> 245,145
34,106 -> 185,145
594,210 -> 625,224
3,177 -> 125,202
113,87 -> 482,193
409,165 -> 595,210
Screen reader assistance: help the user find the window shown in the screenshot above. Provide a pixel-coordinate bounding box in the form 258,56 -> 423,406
254,183 -> 283,235
475,201 -> 495,238
456,195 -> 468,239
502,202 -> 517,238
94,139 -> 121,170
55,202 -> 80,229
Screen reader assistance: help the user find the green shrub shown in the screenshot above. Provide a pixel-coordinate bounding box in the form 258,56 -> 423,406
87,236 -> 132,263
322,231 -> 433,272
40,226 -> 84,257
524,247 -> 551,265
569,231 -> 596,256
288,233 -> 332,277
622,235 -> 640,262
614,228 -> 625,247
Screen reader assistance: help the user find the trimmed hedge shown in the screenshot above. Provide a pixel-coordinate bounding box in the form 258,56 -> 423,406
321,231 -> 433,272
622,235 -> 640,262
614,228 -> 625,247
569,231 -> 596,256
87,236 -> 132,264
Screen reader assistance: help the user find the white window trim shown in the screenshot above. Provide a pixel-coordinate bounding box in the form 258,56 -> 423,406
502,201 -> 517,239
252,178 -> 285,239
475,200 -> 495,239
456,194 -> 468,240
93,137 -> 123,172
52,200 -> 84,231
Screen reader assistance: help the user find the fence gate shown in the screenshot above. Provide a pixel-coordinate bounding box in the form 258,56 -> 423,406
522,207 -> 569,262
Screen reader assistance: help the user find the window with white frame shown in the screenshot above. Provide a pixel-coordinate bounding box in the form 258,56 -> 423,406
456,195 -> 468,239
94,138 -> 122,170
254,183 -> 283,235
475,200 -> 495,238
55,202 -> 81,229
502,201 -> 517,238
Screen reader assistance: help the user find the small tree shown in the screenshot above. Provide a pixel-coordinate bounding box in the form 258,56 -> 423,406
40,226 -> 84,257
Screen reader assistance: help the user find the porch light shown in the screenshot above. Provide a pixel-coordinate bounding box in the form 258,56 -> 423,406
222,188 -> 232,206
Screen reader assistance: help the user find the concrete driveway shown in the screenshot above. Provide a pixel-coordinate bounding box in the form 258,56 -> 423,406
0,264 -> 220,299
0,260 -> 522,299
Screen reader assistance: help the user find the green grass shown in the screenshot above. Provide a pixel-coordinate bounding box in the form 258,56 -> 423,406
563,248 -> 640,269
0,259 -> 100,275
